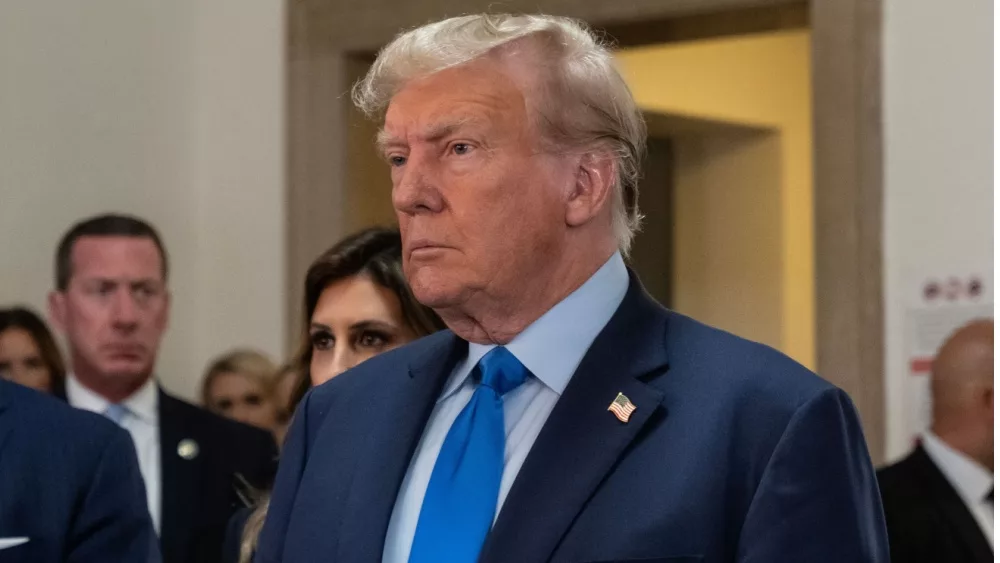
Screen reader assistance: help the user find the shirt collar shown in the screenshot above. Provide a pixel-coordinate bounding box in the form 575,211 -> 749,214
439,252 -> 629,401
66,373 -> 159,424
922,431 -> 993,504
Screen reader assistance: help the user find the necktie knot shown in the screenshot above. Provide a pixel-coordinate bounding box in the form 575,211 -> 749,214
102,403 -> 129,426
476,347 -> 529,396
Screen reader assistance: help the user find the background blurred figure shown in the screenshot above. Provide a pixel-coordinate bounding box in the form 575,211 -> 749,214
0,307 -> 66,395
201,349 -> 281,437
0,378 -> 159,563
225,226 -> 444,563
48,213 -> 277,563
879,319 -> 994,563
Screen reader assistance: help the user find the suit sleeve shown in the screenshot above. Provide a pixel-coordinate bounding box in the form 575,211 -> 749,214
736,388 -> 890,562
255,390 -> 313,563
67,426 -> 161,563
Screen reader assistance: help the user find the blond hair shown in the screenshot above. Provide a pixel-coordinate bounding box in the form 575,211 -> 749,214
238,495 -> 270,563
200,349 -> 279,407
352,14 -> 646,254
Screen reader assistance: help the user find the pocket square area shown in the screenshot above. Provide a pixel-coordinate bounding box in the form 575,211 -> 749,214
0,537 -> 29,550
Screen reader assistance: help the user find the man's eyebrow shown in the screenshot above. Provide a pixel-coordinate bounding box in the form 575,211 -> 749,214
376,117 -> 482,154
376,129 -> 397,154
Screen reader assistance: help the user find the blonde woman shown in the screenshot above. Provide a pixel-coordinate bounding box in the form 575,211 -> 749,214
201,349 -> 281,437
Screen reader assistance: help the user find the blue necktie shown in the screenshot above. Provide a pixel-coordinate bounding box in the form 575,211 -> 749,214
408,346 -> 530,563
102,403 -> 129,426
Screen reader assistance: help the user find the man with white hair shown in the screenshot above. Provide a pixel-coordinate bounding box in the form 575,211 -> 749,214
258,14 -> 888,563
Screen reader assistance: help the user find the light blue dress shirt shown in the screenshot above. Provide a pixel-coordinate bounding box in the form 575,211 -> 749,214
382,252 -> 629,563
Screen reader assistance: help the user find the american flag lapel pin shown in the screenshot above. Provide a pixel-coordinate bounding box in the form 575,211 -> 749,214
608,392 -> 637,423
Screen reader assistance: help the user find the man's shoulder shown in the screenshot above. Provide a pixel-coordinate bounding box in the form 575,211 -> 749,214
1,381 -> 128,473
877,448 -> 920,477
159,390 -> 275,448
311,330 -> 454,399
661,309 -> 831,399
4,380 -> 120,442
876,447 -> 931,497
358,329 -> 453,372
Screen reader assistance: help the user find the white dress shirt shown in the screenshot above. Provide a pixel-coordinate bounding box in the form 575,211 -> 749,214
382,252 -> 630,563
921,431 -> 993,547
67,373 -> 162,535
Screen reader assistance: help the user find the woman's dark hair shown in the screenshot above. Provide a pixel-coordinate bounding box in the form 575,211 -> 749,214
0,306 -> 67,395
289,227 -> 445,407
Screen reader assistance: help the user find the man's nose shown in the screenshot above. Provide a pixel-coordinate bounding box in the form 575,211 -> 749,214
392,153 -> 445,216
111,289 -> 140,329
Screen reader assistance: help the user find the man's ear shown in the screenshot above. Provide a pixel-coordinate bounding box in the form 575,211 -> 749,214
48,291 -> 67,334
565,152 -> 616,228
161,290 -> 172,331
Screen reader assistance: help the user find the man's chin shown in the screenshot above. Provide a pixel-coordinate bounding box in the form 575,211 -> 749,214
410,275 -> 466,310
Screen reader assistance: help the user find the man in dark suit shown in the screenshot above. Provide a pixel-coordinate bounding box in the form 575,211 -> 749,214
258,13 -> 888,563
878,319 -> 993,563
48,214 -> 278,563
0,379 -> 158,562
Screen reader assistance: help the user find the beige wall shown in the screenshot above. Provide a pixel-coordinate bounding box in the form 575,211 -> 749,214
0,0 -> 286,400
617,30 -> 814,367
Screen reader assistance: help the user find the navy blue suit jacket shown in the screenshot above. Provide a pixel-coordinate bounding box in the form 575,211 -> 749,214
258,276 -> 889,562
52,385 -> 278,563
0,379 -> 158,562
156,391 -> 278,563
878,445 -> 992,563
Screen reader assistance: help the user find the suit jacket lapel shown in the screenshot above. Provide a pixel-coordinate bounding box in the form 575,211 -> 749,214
480,276 -> 670,563
335,333 -> 467,562
912,445 -> 993,561
158,390 -> 203,560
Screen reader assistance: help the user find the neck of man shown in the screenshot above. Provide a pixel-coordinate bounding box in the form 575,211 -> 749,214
931,420 -> 993,471
72,359 -> 151,404
439,239 -> 617,345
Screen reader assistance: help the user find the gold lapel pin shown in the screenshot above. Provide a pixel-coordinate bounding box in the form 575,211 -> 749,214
177,438 -> 199,460
608,392 -> 637,423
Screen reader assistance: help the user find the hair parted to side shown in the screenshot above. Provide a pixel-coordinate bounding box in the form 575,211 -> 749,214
352,13 -> 647,254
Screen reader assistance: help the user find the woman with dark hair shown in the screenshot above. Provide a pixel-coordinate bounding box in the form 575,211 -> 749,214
0,306 -> 67,395
288,226 -> 444,407
224,226 -> 444,563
